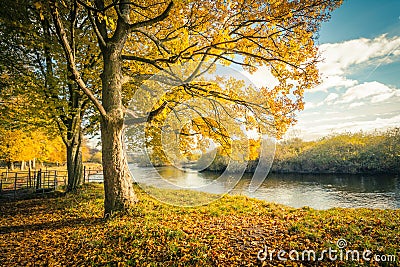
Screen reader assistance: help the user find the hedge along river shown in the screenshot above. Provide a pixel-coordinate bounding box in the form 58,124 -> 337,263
90,165 -> 400,209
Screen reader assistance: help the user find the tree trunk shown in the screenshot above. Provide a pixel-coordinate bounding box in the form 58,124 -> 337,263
101,118 -> 137,214
101,46 -> 138,215
66,132 -> 83,191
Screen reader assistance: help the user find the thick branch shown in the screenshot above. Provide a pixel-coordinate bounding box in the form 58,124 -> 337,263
77,0 -> 167,13
50,2 -> 107,118
125,101 -> 168,125
129,1 -> 173,29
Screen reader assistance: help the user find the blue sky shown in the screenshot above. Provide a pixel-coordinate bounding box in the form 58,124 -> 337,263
246,0 -> 400,140
296,0 -> 400,140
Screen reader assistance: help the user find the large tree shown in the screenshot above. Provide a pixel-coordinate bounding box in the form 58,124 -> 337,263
33,0 -> 342,214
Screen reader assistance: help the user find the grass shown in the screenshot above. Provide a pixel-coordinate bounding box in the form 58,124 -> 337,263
0,183 -> 399,266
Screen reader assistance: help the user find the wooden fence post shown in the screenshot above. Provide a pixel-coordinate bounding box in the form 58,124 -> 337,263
36,169 -> 41,190
54,171 -> 57,189
14,172 -> 17,200
28,168 -> 31,187
83,166 -> 86,184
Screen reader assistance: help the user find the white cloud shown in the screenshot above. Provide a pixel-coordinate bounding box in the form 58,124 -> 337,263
337,81 -> 399,104
311,115 -> 365,124
324,93 -> 339,102
304,102 -> 317,110
371,92 -> 396,103
326,114 -> 400,133
318,34 -> 400,76
314,75 -> 357,92
349,102 -> 365,108
292,114 -> 400,140
312,35 -> 400,92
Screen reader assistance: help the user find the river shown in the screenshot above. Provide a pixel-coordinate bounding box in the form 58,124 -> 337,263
123,165 -> 400,210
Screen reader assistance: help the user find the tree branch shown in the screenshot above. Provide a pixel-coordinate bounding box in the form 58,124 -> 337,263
121,54 -> 164,69
88,10 -> 107,48
132,29 -> 171,54
76,0 -> 167,13
125,101 -> 169,125
50,1 -> 107,118
129,1 -> 173,29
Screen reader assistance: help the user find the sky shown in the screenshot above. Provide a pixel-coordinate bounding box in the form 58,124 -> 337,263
247,0 -> 400,140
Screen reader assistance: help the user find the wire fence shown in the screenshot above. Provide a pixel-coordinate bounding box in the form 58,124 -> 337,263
0,167 -> 103,200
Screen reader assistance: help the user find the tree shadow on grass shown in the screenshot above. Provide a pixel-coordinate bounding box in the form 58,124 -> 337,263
0,217 -> 104,234
0,189 -> 66,203
0,195 -> 71,218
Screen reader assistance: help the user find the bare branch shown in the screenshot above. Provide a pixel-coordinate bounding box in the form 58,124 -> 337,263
88,10 -> 107,48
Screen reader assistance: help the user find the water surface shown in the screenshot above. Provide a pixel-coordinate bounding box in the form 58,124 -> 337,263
126,165 -> 400,210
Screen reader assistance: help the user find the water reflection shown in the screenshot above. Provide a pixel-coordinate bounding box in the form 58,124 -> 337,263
130,166 -> 400,210
231,173 -> 400,210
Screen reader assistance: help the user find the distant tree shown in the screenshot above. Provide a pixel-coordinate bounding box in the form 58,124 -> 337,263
0,128 -> 66,169
270,130 -> 400,174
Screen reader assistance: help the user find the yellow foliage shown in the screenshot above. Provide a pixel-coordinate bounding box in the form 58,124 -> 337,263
0,129 -> 66,164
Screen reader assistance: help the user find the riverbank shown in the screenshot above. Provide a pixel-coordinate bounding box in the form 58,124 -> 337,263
0,184 -> 399,266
